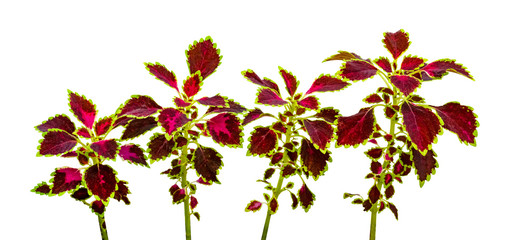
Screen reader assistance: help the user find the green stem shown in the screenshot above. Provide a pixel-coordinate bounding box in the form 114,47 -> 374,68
98,214 -> 109,240
369,203 -> 377,240
181,139 -> 191,240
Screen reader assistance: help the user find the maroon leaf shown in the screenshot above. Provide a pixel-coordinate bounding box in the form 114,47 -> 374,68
300,139 -> 331,180
206,99 -> 246,114
248,127 -> 277,156
117,95 -> 162,118
85,164 -> 117,201
336,108 -> 376,147
298,96 -> 319,110
377,87 -> 394,95
390,75 -> 421,96
147,133 -> 175,161
32,182 -> 51,195
190,196 -> 198,209
76,127 -> 91,138
90,139 -> 118,159
242,69 -> 280,94
401,55 -> 426,70
174,97 -> 191,107
370,161 -> 382,174
421,59 -> 473,80
366,148 -> 383,160
279,67 -> 298,96
385,185 -> 395,199
113,116 -> 133,128
113,181 -> 130,205
51,167 -> 82,194
368,185 -> 380,203
61,151 -> 77,158
36,114 -> 75,134
271,152 -> 283,165
94,117 -> 113,136
68,90 -> 97,129
245,200 -> 263,212
119,144 -> 148,167
323,51 -> 363,62
272,121 -> 287,133
169,183 -> 186,204
257,88 -> 287,106
385,107 -> 396,119
183,72 -> 202,97
91,200 -> 105,215
388,202 -> 399,220
38,131 -> 77,156
197,95 -> 227,106
432,102 -> 478,145
384,173 -> 393,185
71,188 -> 90,200
282,165 -> 296,177
382,29 -> 410,60
303,119 -> 332,150
306,74 -> 349,95
401,102 -> 442,152
193,146 -> 223,183
314,107 -> 340,123
242,108 -> 269,126
290,192 -> 299,209
363,94 -> 383,104
186,37 -> 221,79
77,154 -> 89,165
158,108 -> 190,135
206,113 -> 243,147
374,57 -> 392,72
145,62 -> 179,91
196,177 -> 212,185
264,168 -> 276,180
269,198 -> 279,214
339,60 -> 378,81
412,148 -> 438,185
298,183 -> 315,212
121,117 -> 157,140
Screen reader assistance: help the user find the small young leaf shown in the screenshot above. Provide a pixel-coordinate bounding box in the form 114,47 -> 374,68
401,102 -> 442,153
281,165 -> 296,178
85,164 -> 117,201
256,88 -> 287,106
174,97 -> 192,108
263,168 -> 276,180
245,200 -> 263,212
183,72 -> 203,97
51,167 -> 82,194
68,90 -> 97,129
290,192 -> 299,209
197,95 -> 227,107
385,185 -> 395,199
366,148 -> 383,160
339,60 -> 378,81
248,127 -> 277,156
147,133 -> 175,161
401,55 -> 426,70
206,113 -> 243,147
269,198 -> 279,214
370,161 -> 382,174
336,108 -> 376,148
363,93 -> 383,104
242,108 -> 268,126
412,148 -> 438,184
298,96 -> 319,110
314,107 -> 340,123
190,196 -> 198,209
119,144 -> 148,167
432,102 -> 478,145
90,139 -> 118,159
186,37 -> 221,79
91,200 -> 105,215
158,108 -> 190,135
145,62 -> 179,91
368,185 -> 380,204
374,57 -> 392,73
388,202 -> 399,220
206,99 -> 246,114
242,69 -> 280,94
323,51 -> 363,62
71,188 -> 90,201
117,95 -> 162,118
305,74 -> 349,95
390,75 -> 421,96
279,67 -> 298,97
382,29 -> 410,60
421,59 -> 473,80
169,184 -> 186,204
94,117 -> 113,136
298,183 -> 315,212
114,181 -> 131,205
36,114 -> 76,134
121,117 -> 157,140
300,139 -> 331,180
38,131 -> 77,156
76,127 -> 92,138
193,145 -> 223,183
303,119 -> 332,150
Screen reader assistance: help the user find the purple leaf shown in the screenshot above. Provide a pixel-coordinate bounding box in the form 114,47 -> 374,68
145,62 -> 179,91
183,72 -> 202,97
193,146 -> 223,183
245,200 -> 262,212
186,37 -> 222,79
119,144 -> 148,167
390,75 -> 421,96
264,168 -> 276,180
94,117 -> 113,136
300,139 -> 331,180
147,133 -> 175,161
174,97 -> 191,107
85,164 -> 117,201
412,148 -> 438,185
382,29 -> 410,60
272,121 -> 287,133
421,59 -> 473,80
374,57 -> 392,73
117,95 -> 162,118
306,75 -> 349,94
68,90 -> 97,129
303,119 -> 332,150
90,139 -> 118,159
432,102 -> 478,145
298,96 -> 319,110
242,69 -> 280,94
298,183 -> 315,212
257,88 -> 287,106
158,108 -> 190,135
339,60 -> 378,81
197,95 -> 227,106
113,116 -> 133,128
121,117 -> 157,140
206,113 -> 243,147
336,108 -> 376,147
290,192 -> 299,209
190,196 -> 198,209
51,167 -> 82,194
401,55 -> 426,70
248,127 -> 277,156
323,51 -> 363,62
401,102 -> 442,153
36,114 -> 76,134
279,67 -> 298,96
38,131 -> 77,156
169,183 -> 186,204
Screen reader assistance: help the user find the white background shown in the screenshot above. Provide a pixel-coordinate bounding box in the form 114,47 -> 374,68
1,1 -> 525,239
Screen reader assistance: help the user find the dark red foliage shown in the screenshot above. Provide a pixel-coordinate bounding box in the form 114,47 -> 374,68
382,30 -> 410,60
433,102 -> 478,145
186,37 -> 221,79
193,146 -> 223,183
68,91 -> 97,129
248,127 -> 277,156
303,119 -> 332,150
242,69 -> 280,94
94,117 -> 113,136
76,127 -> 91,138
90,139 -> 118,159
85,164 -> 117,201
71,188 -> 90,201
118,95 -> 162,118
190,196 -> 198,209
51,167 -> 82,194
336,108 -> 376,147
306,75 -> 349,94
257,88 -> 287,106
246,200 -> 263,212
298,184 -> 315,212
242,108 -> 265,125
368,185 -> 380,204
206,113 -> 242,147
183,72 -> 202,97
370,161 -> 382,174
300,139 -> 331,180
121,117 -> 157,140
401,102 -> 441,152
91,200 -> 105,215
412,148 -> 438,183
314,107 -> 340,123
147,134 -> 175,161
158,108 -> 190,135
39,131 -> 77,156
269,198 -> 279,213
145,62 -> 179,91
37,114 -> 76,134
169,184 -> 186,204
323,51 -> 363,62
279,67 -> 298,96
385,185 -> 395,199
390,75 -> 421,96
401,56 -> 425,70
374,57 -> 392,73
422,59 -> 473,80
118,144 -> 148,166
298,96 -> 319,110
113,181 -> 130,205
197,95 -> 227,106
364,94 -> 383,104
339,60 -> 378,81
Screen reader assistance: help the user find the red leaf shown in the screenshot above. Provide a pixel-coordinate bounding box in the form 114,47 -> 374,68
401,55 -> 426,70
71,188 -> 90,200
363,93 -> 383,104
323,51 -> 363,62
303,120 -> 332,150
206,113 -> 243,147
245,200 -> 262,212
183,72 -> 202,97
390,75 -> 421,96
257,88 -> 287,106
76,127 -> 91,138
306,75 -> 349,94
119,144 -> 148,167
374,57 -> 392,73
242,108 -> 269,126
190,196 -> 198,209
113,116 -> 133,128
32,182 -> 51,195
314,107 -> 340,123
432,102 -> 478,145
193,146 -> 223,183
382,29 -> 410,60
339,60 -> 378,81
158,108 -> 190,135
121,117 -> 157,140
412,148 -> 438,185
117,95 -> 162,117
68,90 -> 97,129
113,181 -> 130,205
401,102 -> 442,152
421,59 -> 473,80
91,139 -> 118,159
298,183 -> 315,212
206,99 -> 246,114
39,131 -> 77,156
388,202 -> 398,220
279,67 -> 298,96
169,183 -> 186,204
300,139 -> 331,180
269,198 -> 279,213
51,167 -> 82,194
145,62 -> 179,91
36,114 -> 76,134
174,97 -> 191,107
85,164 -> 117,201
147,133 -> 175,161
298,96 -> 319,110
366,148 -> 383,160
94,117 -> 113,136
91,200 -> 105,215
370,161 -> 382,174
336,108 -> 376,147
186,37 -> 221,79
197,95 -> 227,106
248,127 -> 277,156
290,192 -> 299,209
368,185 -> 380,203
242,69 -> 280,94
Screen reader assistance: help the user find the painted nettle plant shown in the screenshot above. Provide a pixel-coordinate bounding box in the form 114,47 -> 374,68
32,90 -> 150,240
324,30 -> 478,239
241,67 -> 350,239
143,37 -> 245,240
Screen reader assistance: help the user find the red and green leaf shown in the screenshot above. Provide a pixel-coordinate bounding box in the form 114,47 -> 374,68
374,57 -> 392,73
76,127 -> 92,138
186,37 -> 221,79
32,182 -> 52,195
242,108 -> 271,126
71,188 -> 90,201
300,139 -> 331,180
366,148 -> 383,160
36,114 -> 76,134
117,95 -> 162,117
298,96 -> 319,110
421,59 -> 473,80
121,117 -> 157,140
242,69 -> 280,94
38,131 -> 77,156
306,74 -> 349,94
382,29 -> 410,60
339,60 -> 378,81
147,133 -> 175,161
390,75 -> 421,96
113,181 -> 130,205
401,55 -> 426,70
192,145 -> 223,183
323,51 -> 363,62
401,102 -> 442,153
90,139 -> 118,159
256,88 -> 287,106
174,97 -> 191,108
336,108 -> 376,148
279,67 -> 298,96
314,107 -> 340,123
91,200 -> 105,215
190,196 -> 198,209
197,95 -> 227,107
51,167 -> 82,194
94,117 -> 113,136
206,99 -> 246,114
303,119 -> 332,150
245,200 -> 262,212
368,185 -> 380,203
411,148 -> 438,186
183,71 -> 202,97
363,93 -> 383,104
169,183 -> 186,204
432,102 -> 478,145
158,108 -> 190,135
84,164 -> 117,201
206,113 -> 243,147
145,62 -> 179,91
388,202 -> 398,220
119,144 -> 148,167
298,183 -> 315,212
68,90 -> 97,129
247,127 -> 277,156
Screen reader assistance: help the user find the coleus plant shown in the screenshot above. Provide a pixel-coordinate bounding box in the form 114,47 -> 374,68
325,30 -> 478,239
32,90 -> 150,240
241,67 -> 349,239
143,37 -> 245,240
